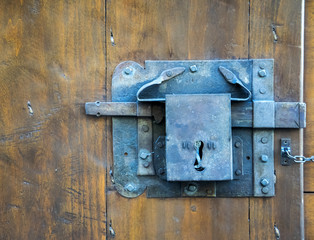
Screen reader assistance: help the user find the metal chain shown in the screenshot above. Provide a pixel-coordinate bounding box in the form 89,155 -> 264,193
285,150 -> 314,163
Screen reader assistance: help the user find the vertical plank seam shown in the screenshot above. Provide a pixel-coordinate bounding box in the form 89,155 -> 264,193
104,0 -> 109,239
300,0 -> 305,239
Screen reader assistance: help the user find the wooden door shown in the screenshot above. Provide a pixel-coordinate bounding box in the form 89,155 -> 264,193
0,0 -> 304,239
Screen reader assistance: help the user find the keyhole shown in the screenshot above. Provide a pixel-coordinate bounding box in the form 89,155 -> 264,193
194,140 -> 205,171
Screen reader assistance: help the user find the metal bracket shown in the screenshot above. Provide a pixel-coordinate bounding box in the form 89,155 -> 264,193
85,59 -> 306,198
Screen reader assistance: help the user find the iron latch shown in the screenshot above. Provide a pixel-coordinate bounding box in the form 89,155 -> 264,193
85,60 -> 306,198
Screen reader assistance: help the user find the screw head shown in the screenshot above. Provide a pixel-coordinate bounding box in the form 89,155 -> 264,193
235,169 -> 242,176
124,67 -> 133,75
95,101 -> 101,106
189,65 -> 198,73
259,63 -> 266,69
260,155 -> 269,162
140,151 -> 149,160
261,137 -> 268,144
262,187 -> 270,194
125,183 -> 135,192
258,69 -> 267,78
260,178 -> 270,187
142,125 -> 149,132
259,88 -> 266,94
166,71 -> 173,77
235,141 -> 241,148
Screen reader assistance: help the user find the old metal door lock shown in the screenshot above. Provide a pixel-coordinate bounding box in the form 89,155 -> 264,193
85,60 -> 306,198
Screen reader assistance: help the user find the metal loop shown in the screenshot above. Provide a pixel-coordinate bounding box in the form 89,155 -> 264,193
285,150 -> 314,163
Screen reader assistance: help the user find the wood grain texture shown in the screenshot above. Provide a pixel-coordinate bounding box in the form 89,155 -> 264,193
106,1 -> 250,239
249,1 -> 303,239
305,194 -> 314,240
304,0 -> 314,192
0,1 -> 107,239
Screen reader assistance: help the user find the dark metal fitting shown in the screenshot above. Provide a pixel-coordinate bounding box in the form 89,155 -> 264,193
142,125 -> 149,132
189,65 -> 198,73
235,141 -> 241,148
258,69 -> 267,78
124,67 -> 133,75
187,183 -> 198,192
260,154 -> 269,162
235,169 -> 242,176
260,178 -> 270,187
261,137 -> 268,144
166,71 -> 173,77
261,187 -> 269,194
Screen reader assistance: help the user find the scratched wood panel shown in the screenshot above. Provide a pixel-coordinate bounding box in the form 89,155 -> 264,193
249,1 -> 303,239
106,1 -> 250,239
0,1 -> 107,239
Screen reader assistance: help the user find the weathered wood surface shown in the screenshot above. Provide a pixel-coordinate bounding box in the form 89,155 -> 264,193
0,1 -> 107,239
249,1 -> 303,239
0,0 -> 306,239
305,0 -> 314,239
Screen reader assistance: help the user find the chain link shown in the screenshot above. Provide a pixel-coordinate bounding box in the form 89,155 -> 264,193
285,150 -> 314,163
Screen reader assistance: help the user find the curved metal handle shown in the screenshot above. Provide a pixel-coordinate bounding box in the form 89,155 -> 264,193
218,66 -> 252,101
136,67 -> 185,102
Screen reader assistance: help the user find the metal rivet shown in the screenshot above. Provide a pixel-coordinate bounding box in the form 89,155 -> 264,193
235,169 -> 242,176
140,152 -> 148,160
143,161 -> 150,168
261,137 -> 268,144
124,67 -> 133,75
187,184 -> 197,192
258,69 -> 267,78
260,178 -> 270,187
259,88 -> 266,94
166,71 -> 173,77
189,65 -> 198,73
142,125 -> 149,132
259,63 -> 266,69
260,155 -> 269,162
235,141 -> 241,148
262,187 -> 269,194
125,183 -> 135,192
95,101 -> 100,106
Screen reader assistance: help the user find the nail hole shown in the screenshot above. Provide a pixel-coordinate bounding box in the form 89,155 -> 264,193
96,112 -> 100,117
124,152 -> 128,156
246,156 -> 251,160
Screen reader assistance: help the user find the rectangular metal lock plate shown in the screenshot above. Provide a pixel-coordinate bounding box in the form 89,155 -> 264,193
166,94 -> 233,181
85,59 -> 306,198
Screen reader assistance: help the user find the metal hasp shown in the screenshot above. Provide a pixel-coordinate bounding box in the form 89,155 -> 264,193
85,59 -> 306,198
